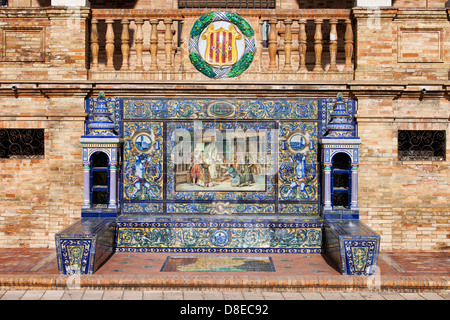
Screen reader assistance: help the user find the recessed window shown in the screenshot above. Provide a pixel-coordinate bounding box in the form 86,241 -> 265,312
0,129 -> 45,159
398,130 -> 446,161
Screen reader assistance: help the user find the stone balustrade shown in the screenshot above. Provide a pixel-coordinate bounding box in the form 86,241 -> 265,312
89,9 -> 354,81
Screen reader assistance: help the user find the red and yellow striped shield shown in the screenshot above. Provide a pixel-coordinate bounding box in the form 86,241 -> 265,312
201,23 -> 243,67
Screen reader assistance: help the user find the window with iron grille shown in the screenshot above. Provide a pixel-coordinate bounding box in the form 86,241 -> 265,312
178,0 -> 275,9
1,0 -> 7,7
398,130 -> 446,161
0,129 -> 45,159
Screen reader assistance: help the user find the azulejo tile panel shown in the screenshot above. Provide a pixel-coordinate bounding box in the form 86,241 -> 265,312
115,219 -> 322,253
123,99 -> 319,120
123,121 -> 164,201
166,203 -> 275,215
116,98 -> 343,217
278,121 -> 319,202
166,121 -> 276,201
55,237 -> 94,275
341,238 -> 380,275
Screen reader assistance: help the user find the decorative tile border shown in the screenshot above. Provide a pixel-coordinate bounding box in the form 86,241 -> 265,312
123,99 -> 319,120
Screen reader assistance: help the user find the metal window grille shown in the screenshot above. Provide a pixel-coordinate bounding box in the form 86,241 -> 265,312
1,0 -> 7,7
398,130 -> 446,161
0,129 -> 45,159
178,0 -> 275,9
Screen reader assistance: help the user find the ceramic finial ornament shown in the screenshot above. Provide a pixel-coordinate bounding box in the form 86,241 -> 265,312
326,93 -> 354,137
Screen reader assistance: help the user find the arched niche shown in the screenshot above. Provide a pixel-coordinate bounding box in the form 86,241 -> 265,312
331,152 -> 351,209
90,151 -> 110,208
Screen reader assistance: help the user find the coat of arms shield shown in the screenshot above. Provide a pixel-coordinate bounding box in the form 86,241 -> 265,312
189,12 -> 256,79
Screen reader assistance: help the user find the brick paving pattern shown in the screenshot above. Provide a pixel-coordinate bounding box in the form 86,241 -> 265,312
0,249 -> 447,300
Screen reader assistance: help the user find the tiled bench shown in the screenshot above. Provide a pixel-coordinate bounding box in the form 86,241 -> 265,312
55,218 -> 116,275
323,219 -> 380,275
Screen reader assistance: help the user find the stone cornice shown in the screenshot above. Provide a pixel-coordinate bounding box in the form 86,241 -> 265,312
0,80 -> 449,99
352,7 -> 449,21
0,7 -> 91,19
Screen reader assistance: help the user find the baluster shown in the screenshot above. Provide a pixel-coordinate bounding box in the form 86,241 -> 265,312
259,20 -> 264,72
313,19 -> 323,72
135,19 -> 144,71
105,19 -> 115,71
344,19 -> 354,72
178,20 -> 185,72
90,18 -> 99,70
164,19 -> 174,70
297,19 -> 307,72
283,19 -> 293,72
149,19 -> 159,71
329,19 -> 338,72
267,17 -> 278,71
120,19 -> 130,71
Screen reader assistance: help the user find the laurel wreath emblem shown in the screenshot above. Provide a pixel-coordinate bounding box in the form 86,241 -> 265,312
188,12 -> 256,79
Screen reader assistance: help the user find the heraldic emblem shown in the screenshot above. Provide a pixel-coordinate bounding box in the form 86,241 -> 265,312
189,12 -> 256,79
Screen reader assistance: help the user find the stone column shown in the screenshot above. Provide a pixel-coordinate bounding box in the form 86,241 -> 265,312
282,19 -> 293,72
82,162 -> 90,209
105,19 -> 115,71
297,19 -> 307,72
350,164 -> 359,210
267,18 -> 278,71
313,19 -> 323,72
108,162 -> 117,209
149,19 -> 159,71
135,19 -> 144,71
323,164 -> 333,211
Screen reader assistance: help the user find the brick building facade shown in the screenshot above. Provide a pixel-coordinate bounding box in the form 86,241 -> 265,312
0,0 -> 448,254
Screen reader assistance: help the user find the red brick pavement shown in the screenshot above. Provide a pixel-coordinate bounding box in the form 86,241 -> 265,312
0,249 -> 448,292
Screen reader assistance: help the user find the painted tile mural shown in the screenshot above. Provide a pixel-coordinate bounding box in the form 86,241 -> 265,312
123,122 -> 164,201
115,98 -> 355,217
167,121 -> 276,201
278,122 -> 318,202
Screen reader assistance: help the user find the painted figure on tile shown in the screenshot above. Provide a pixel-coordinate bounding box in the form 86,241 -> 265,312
199,151 -> 213,187
285,153 -> 309,198
189,150 -> 214,187
131,153 -> 153,198
189,149 -> 202,185
239,156 -> 255,187
224,165 -> 241,187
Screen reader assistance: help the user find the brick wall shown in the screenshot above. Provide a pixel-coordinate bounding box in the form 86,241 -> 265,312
0,96 -> 85,248
0,7 -> 89,81
354,8 -> 450,81
356,95 -> 449,252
